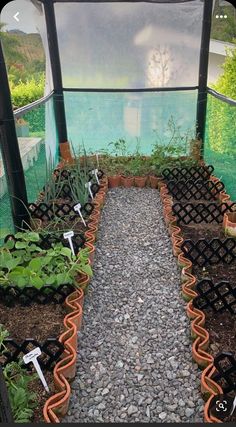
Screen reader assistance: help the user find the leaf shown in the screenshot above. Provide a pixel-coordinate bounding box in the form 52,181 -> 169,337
56,272 -> 69,285
60,247 -> 73,258
28,258 -> 42,272
15,241 -> 27,249
80,264 -> 93,277
45,275 -> 56,285
4,239 -> 15,250
5,257 -> 21,271
30,276 -> 44,289
26,232 -> 40,242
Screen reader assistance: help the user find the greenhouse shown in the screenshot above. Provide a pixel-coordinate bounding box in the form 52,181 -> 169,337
0,0 -> 236,423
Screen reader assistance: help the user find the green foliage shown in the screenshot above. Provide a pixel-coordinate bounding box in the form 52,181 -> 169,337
3,361 -> 37,423
212,46 -> 236,100
150,116 -> 196,174
0,324 -> 36,423
207,46 -> 236,158
11,77 -> 45,109
211,1 -> 236,43
0,233 -> 92,289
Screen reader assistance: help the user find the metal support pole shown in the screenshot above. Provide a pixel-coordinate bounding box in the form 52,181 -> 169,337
0,41 -> 30,231
43,0 -> 69,156
196,0 -> 213,151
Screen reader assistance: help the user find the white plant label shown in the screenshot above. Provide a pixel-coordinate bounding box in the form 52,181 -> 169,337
23,347 -> 49,393
96,153 -> 99,168
74,203 -> 86,227
63,230 -> 75,256
85,182 -> 94,199
91,169 -> 100,184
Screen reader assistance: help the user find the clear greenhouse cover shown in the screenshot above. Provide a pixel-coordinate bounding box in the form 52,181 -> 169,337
54,1 -> 204,89
37,0 -> 203,154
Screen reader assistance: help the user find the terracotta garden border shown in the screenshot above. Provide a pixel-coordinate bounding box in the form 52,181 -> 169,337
158,173 -> 232,423
42,175 -> 108,422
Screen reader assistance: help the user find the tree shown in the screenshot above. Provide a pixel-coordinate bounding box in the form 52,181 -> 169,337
212,44 -> 236,99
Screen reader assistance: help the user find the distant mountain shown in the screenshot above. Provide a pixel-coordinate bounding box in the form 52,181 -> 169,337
8,29 -> 26,35
9,32 -> 45,63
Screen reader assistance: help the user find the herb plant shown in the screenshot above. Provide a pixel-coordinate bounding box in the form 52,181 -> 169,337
0,325 -> 37,423
0,232 -> 92,289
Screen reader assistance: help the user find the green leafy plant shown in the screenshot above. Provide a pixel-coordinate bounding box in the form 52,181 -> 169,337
108,138 -> 129,157
3,361 -> 37,423
0,232 -> 92,289
0,324 -> 37,423
42,159 -> 65,204
150,116 -> 196,175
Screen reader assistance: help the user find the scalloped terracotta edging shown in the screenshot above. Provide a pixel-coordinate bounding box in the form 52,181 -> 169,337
159,174 -> 235,422
159,176 -> 225,421
43,287 -> 84,422
43,178 -> 107,422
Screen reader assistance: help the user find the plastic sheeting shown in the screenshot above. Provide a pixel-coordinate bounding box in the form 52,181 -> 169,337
55,1 -> 204,88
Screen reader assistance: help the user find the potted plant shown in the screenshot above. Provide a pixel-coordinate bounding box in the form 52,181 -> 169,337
128,156 -> 148,188
15,118 -> 29,137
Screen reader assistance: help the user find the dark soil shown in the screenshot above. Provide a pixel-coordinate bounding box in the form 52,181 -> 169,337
193,263 -> 236,284
28,370 -> 55,423
205,310 -> 236,356
0,302 -> 65,342
181,223 -> 226,241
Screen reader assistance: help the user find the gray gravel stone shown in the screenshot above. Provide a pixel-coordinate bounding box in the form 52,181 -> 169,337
63,188 -> 204,423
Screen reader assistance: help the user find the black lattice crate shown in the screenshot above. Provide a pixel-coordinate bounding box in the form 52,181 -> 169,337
29,201 -> 94,221
161,165 -> 214,182
192,279 -> 236,314
212,352 -> 236,394
0,365 -> 13,423
167,179 -> 225,201
181,238 -> 236,267
172,202 -> 236,225
1,338 -> 64,371
0,283 -> 75,307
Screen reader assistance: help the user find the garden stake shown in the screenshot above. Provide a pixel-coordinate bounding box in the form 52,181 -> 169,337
63,231 -> 75,256
23,347 -> 49,392
91,169 -> 100,184
74,203 -> 87,227
85,182 -> 94,199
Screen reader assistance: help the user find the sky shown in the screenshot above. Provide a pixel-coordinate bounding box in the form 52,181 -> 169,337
0,0 -> 38,33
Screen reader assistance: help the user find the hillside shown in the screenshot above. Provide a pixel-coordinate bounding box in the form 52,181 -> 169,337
6,31 -> 45,63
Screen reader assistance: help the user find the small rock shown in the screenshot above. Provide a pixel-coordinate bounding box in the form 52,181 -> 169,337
128,405 -> 138,415
159,412 -> 167,420
185,408 -> 195,417
146,355 -> 154,364
101,388 -> 109,396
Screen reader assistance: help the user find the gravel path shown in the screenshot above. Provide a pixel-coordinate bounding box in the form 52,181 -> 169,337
64,188 -> 204,423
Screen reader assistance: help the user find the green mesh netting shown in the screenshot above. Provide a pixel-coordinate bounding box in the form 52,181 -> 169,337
0,97 -> 58,237
64,90 -> 198,155
0,159 -> 14,237
204,93 -> 236,201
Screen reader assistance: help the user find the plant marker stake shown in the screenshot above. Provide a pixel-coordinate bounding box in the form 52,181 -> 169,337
230,396 -> 236,416
63,230 -> 75,256
85,182 -> 94,199
74,203 -> 86,227
96,153 -> 99,168
91,169 -> 100,184
23,347 -> 49,393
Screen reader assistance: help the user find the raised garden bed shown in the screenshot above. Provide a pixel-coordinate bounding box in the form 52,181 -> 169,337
159,163 -> 236,423
0,165 -> 108,423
